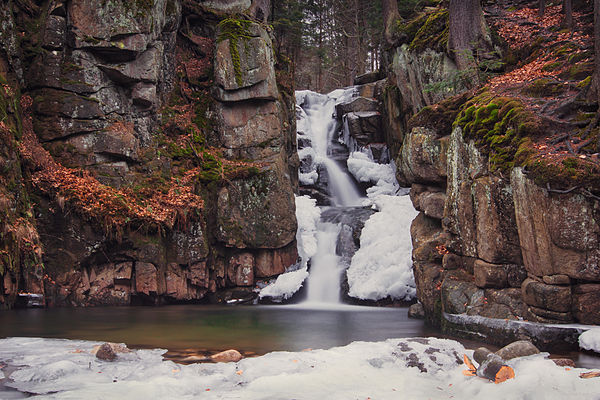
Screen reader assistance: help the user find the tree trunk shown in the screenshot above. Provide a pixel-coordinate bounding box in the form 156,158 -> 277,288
595,0 -> 600,151
563,0 -> 573,29
448,0 -> 490,73
382,0 -> 400,46
539,0 -> 545,17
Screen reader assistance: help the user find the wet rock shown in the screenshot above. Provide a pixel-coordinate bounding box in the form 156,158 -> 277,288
495,340 -> 539,360
521,278 -> 571,313
413,262 -> 443,324
345,111 -> 383,146
211,349 -> 243,363
408,302 -> 425,319
441,271 -> 483,314
335,97 -> 379,116
527,306 -> 573,323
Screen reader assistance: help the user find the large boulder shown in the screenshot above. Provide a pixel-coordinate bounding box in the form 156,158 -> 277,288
344,111 -> 383,147
214,21 -> 277,102
400,127 -> 448,185
216,162 -> 297,249
511,168 -> 600,280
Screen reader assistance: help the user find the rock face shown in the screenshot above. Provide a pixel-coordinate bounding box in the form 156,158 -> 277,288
0,0 -> 299,308
382,14 -> 600,346
402,110 -> 600,331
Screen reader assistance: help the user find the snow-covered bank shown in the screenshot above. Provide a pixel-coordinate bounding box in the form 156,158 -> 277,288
347,194 -> 419,301
1,337 -> 600,399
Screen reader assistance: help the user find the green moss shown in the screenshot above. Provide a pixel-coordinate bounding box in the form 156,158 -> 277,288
405,9 -> 449,53
541,62 -> 562,72
454,90 -> 540,171
577,75 -> 592,88
217,18 -> 254,87
521,78 -> 566,97
560,61 -> 594,80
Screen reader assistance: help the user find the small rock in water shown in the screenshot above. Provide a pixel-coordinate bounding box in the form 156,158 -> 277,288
211,349 -> 243,363
94,343 -> 117,361
495,340 -> 539,360
91,342 -> 131,361
408,303 -> 425,319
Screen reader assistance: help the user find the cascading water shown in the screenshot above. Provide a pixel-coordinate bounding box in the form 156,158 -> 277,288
296,89 -> 366,305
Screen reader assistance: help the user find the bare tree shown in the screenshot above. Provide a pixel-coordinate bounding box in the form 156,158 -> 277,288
539,0 -> 545,17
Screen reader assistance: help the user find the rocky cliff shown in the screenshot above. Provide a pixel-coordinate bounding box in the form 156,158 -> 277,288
383,3 -> 600,347
0,0 -> 299,308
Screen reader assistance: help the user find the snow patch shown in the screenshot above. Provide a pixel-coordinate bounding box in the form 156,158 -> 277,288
580,329 -> 600,353
347,151 -> 399,202
2,337 -> 600,399
346,194 -> 418,301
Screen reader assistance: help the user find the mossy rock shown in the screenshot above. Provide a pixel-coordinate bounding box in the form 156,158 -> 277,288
521,78 -> 567,98
407,92 -> 470,136
396,8 -> 449,53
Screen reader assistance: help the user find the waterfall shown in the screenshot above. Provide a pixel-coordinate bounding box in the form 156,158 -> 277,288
296,89 -> 366,305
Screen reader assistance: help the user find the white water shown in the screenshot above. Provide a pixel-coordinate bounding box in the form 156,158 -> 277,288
301,91 -> 364,207
297,90 -> 366,306
303,222 -> 343,305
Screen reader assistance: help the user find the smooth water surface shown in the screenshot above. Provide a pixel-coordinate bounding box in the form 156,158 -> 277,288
0,305 -> 433,354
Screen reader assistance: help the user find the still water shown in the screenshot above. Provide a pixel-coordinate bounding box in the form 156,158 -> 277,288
0,304 -> 433,355
2,304 -> 599,368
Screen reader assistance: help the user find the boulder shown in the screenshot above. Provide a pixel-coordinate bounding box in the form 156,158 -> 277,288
400,127 -> 447,185
353,70 -> 384,85
344,111 -> 383,146
214,22 -> 277,101
419,191 -> 446,220
408,302 -> 425,319
521,278 -> 571,313
441,271 -> 483,314
188,261 -> 209,289
216,163 -> 296,249
335,97 -> 378,116
165,263 -> 188,300
474,260 -> 508,289
511,168 -> 600,280
410,213 -> 447,263
495,340 -> 539,360
94,343 -> 116,361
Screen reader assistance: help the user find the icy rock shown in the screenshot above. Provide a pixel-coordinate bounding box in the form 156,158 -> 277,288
94,343 -> 117,361
408,302 -> 425,319
211,350 -> 243,363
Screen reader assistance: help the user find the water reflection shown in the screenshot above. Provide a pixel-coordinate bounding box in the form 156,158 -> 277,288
0,305 -> 430,354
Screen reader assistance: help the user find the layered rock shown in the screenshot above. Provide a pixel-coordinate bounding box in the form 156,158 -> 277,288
0,0 -> 298,308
